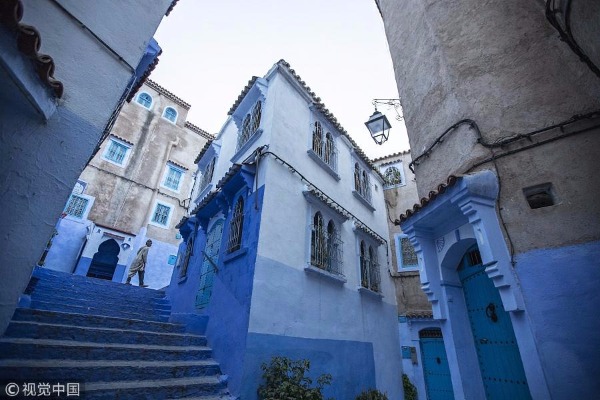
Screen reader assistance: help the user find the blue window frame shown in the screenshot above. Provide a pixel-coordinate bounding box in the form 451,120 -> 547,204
137,92 -> 153,109
163,164 -> 184,191
152,203 -> 171,226
163,107 -> 178,123
104,139 -> 130,165
64,194 -> 89,219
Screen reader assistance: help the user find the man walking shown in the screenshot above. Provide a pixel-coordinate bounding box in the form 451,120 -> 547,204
126,239 -> 152,287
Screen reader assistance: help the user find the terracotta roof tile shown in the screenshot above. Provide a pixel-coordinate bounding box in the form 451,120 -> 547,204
109,134 -> 134,147
185,122 -> 214,140
216,164 -> 243,189
227,76 -> 259,115
146,79 -> 191,109
405,311 -> 433,319
126,52 -> 161,102
168,160 -> 188,171
0,0 -> 64,97
399,175 -> 459,222
165,0 -> 179,16
372,149 -> 411,163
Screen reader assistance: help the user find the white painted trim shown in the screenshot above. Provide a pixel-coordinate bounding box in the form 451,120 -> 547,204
101,137 -> 132,168
161,163 -> 185,193
134,91 -> 154,110
395,233 -> 419,272
162,106 -> 178,124
63,193 -> 95,221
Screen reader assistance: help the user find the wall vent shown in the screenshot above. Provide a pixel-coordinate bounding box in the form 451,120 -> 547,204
523,183 -> 556,209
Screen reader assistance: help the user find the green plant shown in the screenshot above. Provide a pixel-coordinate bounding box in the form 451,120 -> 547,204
355,388 -> 388,400
257,356 -> 332,400
402,374 -> 418,400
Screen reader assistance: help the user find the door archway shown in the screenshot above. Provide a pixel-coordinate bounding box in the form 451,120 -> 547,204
87,239 -> 120,280
196,219 -> 224,310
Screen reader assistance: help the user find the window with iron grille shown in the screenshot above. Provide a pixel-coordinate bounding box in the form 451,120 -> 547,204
401,237 -> 418,267
151,203 -> 171,227
137,92 -> 153,109
64,194 -> 89,219
354,163 -> 372,203
227,197 -> 244,253
360,241 -> 381,292
237,101 -> 262,150
164,164 -> 184,191
163,107 -> 178,123
199,158 -> 216,192
310,212 -> 344,276
103,139 -> 130,165
310,122 -> 338,171
180,234 -> 194,278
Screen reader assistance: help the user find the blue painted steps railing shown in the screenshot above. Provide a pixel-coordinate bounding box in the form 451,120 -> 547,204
0,267 -> 231,400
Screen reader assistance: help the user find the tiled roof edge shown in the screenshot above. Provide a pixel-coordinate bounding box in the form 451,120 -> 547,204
372,149 -> 411,163
109,134 -> 134,147
185,121 -> 214,140
165,0 -> 179,16
126,50 -> 162,103
146,79 -> 191,109
227,76 -> 259,115
194,139 -> 214,164
0,0 -> 64,98
399,175 -> 459,223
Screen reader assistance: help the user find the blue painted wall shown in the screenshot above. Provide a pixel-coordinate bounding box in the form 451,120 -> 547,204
44,218 -> 88,273
516,240 -> 600,399
241,333 -> 376,400
204,187 -> 263,396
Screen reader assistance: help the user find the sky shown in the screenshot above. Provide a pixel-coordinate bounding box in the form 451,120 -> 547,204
151,0 -> 409,160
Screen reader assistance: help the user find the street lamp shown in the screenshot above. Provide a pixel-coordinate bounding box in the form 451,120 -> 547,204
364,99 -> 403,145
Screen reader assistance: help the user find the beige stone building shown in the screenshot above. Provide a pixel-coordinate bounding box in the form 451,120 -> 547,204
44,80 -> 212,289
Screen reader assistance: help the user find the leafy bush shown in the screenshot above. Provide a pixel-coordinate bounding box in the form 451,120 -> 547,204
355,388 -> 388,400
402,374 -> 418,400
257,356 -> 332,400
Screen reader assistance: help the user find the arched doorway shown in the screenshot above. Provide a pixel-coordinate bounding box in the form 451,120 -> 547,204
458,245 -> 531,399
419,328 -> 454,400
196,219 -> 224,310
87,239 -> 120,280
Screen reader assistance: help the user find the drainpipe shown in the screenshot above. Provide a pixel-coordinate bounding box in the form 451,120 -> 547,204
142,136 -> 180,226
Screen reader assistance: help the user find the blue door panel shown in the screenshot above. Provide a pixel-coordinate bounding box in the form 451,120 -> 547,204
420,329 -> 454,400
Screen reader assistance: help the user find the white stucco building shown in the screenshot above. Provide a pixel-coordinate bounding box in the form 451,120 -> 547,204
167,60 -> 403,399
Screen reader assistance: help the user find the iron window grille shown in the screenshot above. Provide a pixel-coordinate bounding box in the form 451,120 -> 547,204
354,164 -> 372,203
401,237 -> 418,267
383,166 -> 402,187
180,234 -> 194,278
137,92 -> 153,109
227,197 -> 244,253
360,241 -> 381,292
163,107 -> 178,123
310,214 -> 344,276
311,122 -> 338,170
64,194 -> 89,218
199,158 -> 216,192
105,140 -> 129,165
237,101 -> 262,151
164,165 -> 183,191
152,204 -> 171,226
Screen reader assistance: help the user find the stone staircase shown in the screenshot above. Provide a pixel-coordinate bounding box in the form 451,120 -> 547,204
0,267 -> 230,399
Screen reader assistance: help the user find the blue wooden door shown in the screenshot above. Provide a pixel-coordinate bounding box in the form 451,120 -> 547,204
196,219 -> 224,310
458,246 -> 531,399
419,328 -> 454,400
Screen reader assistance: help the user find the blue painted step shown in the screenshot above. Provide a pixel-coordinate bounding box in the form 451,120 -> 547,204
0,359 -> 222,381
24,301 -> 170,322
12,308 -> 185,333
28,299 -> 171,318
29,280 -> 166,299
81,377 -> 227,399
0,338 -> 213,362
4,321 -> 207,346
28,291 -> 171,308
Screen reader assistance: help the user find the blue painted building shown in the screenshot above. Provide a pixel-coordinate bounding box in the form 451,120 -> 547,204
377,1 -> 600,398
43,80 -> 212,289
0,0 -> 175,334
167,60 -> 403,399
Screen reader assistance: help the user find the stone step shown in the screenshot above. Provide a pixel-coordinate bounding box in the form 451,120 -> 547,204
29,290 -> 171,307
0,338 -> 213,362
26,301 -> 170,322
81,376 -> 227,399
29,281 -> 166,300
29,299 -> 171,317
12,308 -> 184,334
0,359 -> 221,382
4,321 -> 207,347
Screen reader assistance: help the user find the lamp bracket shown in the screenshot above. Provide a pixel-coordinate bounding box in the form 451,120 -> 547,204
372,99 -> 403,121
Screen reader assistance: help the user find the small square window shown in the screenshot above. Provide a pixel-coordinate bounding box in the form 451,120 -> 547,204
64,194 -> 89,219
151,203 -> 172,227
523,183 -> 556,209
395,234 -> 418,271
163,164 -> 184,191
103,139 -> 131,166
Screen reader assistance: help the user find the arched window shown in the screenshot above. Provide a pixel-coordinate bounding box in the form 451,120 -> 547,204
163,107 -> 178,123
368,246 -> 380,292
227,197 -> 244,253
312,122 -> 323,156
354,163 -> 361,192
324,132 -> 334,166
239,114 -> 252,149
200,158 -> 215,191
311,212 -> 325,269
360,243 -> 380,292
360,241 -> 368,288
384,166 -> 402,186
251,101 -> 262,133
137,92 -> 153,109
